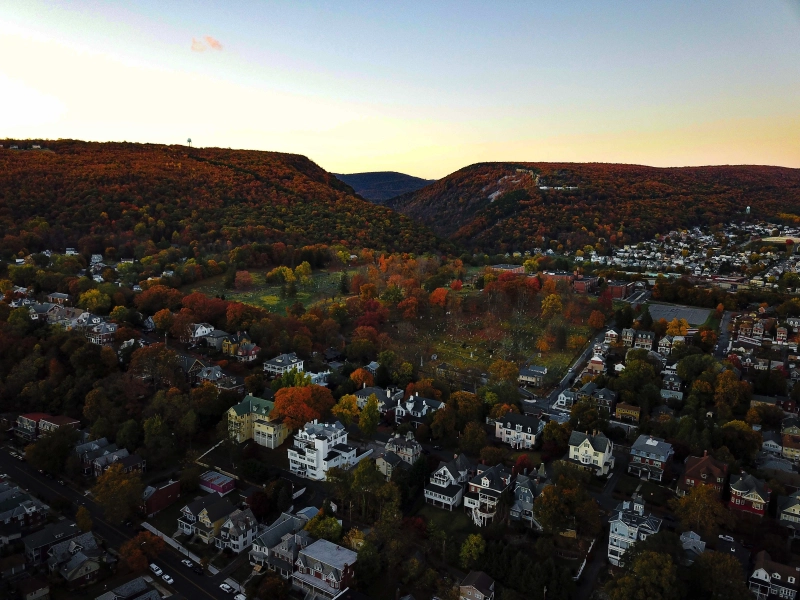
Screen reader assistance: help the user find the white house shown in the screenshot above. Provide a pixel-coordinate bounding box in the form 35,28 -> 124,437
424,454 -> 473,511
287,421 -> 368,480
216,508 -> 258,553
494,413 -> 544,450
188,323 -> 214,344
608,497 -> 662,566
556,389 -> 577,408
355,386 -> 403,413
518,365 -> 548,387
395,393 -> 444,428
749,551 -> 799,600
263,353 -> 305,376
568,431 -> 615,476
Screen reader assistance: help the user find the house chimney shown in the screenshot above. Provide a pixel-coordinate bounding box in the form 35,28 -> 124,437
363,382 -> 366,389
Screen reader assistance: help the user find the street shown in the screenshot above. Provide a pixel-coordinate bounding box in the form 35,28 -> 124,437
0,448 -> 237,600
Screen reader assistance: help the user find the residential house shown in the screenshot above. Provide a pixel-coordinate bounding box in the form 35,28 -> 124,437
94,576 -> 160,600
677,451 -> 728,497
778,490 -> 800,537
46,532 -> 107,588
187,323 -> 214,344
226,393 -> 285,447
577,382 -> 597,402
729,473 -> 771,518
556,389 -> 577,408
494,413 -> 544,449
628,435 -> 674,482
16,579 -> 49,600
778,327 -> 789,344
459,571 -> 495,600
661,373 -> 685,402
785,417 -> 800,436
763,431 -> 783,455
221,332 -> 251,357
263,353 -> 304,377
614,403 -> 641,423
658,336 -> 674,355
518,365 -> 548,387
605,330 -> 619,345
753,321 -> 766,338
38,415 -> 80,435
14,413 -> 51,442
236,341 -> 261,362
216,508 -> 258,553
784,434 -> 800,462
24,520 -> 80,565
365,361 -> 380,376
395,393 -> 444,428
622,328 -> 636,347
509,473 -> 547,529
293,539 -> 357,598
463,464 -> 514,527
568,431 -> 615,476
607,497 -> 662,566
263,529 -> 314,579
177,496 -> 235,543
594,388 -> 618,415
0,480 -> 49,536
634,331 -> 656,350
680,531 -> 706,565
196,365 -> 245,396
425,454 -> 473,510
376,452 -> 407,481
92,450 -> 145,478
385,431 -> 422,464
354,386 -> 403,413
199,471 -> 235,496
74,438 -> 114,475
288,420 -> 367,480
141,480 -> 180,518
203,330 -> 230,351
749,551 -> 799,600
87,322 -> 117,346
46,292 -> 70,304
586,355 -> 606,375
249,511 -> 311,571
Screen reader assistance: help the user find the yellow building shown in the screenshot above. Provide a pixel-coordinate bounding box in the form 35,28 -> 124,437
783,434 -> 800,463
227,394 -> 286,448
615,403 -> 641,423
222,332 -> 251,358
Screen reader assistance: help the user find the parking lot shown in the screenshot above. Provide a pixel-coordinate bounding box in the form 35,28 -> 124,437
647,303 -> 711,326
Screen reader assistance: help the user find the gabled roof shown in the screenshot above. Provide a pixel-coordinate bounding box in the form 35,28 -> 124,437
631,434 -> 673,458
470,464 -> 512,493
500,412 -> 542,432
462,570 -> 495,596
752,551 -> 800,591
569,431 -> 611,453
230,394 -> 275,417
683,453 -> 728,482
730,473 -> 770,499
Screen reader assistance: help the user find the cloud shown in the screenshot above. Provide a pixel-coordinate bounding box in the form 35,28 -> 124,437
191,36 -> 223,52
204,36 -> 222,51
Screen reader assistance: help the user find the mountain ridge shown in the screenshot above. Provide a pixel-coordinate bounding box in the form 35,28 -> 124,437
334,171 -> 435,203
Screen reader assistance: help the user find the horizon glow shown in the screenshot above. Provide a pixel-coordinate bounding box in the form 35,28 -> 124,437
1,1 -> 799,179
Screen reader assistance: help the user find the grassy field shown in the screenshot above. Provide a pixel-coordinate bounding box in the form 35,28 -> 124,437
182,269 -> 351,314
415,504 -> 480,538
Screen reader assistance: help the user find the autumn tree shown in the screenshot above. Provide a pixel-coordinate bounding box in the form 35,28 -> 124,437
459,534 -> 486,569
24,426 -> 80,474
431,404 -> 458,441
541,293 -> 563,318
129,343 -> 180,387
488,359 -> 519,384
460,422 -> 487,455
606,551 -> 680,600
588,310 -> 605,329
92,463 -> 144,523
273,387 -> 324,431
669,483 -> 733,537
119,531 -> 165,572
152,308 -> 173,332
304,513 -> 343,542
134,285 -> 183,314
533,473 -> 600,536
714,370 -> 751,419
429,287 -> 449,308
331,394 -> 360,427
359,394 -> 380,438
666,317 -> 690,336
76,505 -> 93,532
234,270 -> 254,290
350,368 -> 374,388
690,551 -> 751,600
78,289 -> 112,314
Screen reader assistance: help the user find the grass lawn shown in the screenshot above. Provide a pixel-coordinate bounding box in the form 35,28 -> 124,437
508,450 -> 543,468
415,504 -> 479,539
614,474 -> 641,498
146,499 -> 187,536
182,269 -> 352,314
212,551 -> 237,569
614,474 -> 671,506
231,561 -> 256,585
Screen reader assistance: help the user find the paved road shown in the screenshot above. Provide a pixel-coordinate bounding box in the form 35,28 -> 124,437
716,310 -> 734,358
546,328 -> 609,405
0,448 -> 234,600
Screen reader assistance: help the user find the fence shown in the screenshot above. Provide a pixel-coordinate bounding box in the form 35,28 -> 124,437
140,521 -> 220,575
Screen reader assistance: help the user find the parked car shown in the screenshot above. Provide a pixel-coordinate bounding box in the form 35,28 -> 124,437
193,566 -> 205,576
234,594 -> 246,600
181,559 -> 194,568
162,574 -> 174,585
219,583 -> 233,593
150,564 -> 163,577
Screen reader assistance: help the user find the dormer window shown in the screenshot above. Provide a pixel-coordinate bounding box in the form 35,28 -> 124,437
790,577 -> 796,584
774,573 -> 781,581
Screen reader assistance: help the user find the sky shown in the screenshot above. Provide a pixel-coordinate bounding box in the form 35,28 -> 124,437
1,0 -> 799,179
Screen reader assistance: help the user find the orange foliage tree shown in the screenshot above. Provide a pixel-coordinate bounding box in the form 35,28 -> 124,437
119,531 -> 166,572
350,368 -> 374,388
273,385 -> 335,431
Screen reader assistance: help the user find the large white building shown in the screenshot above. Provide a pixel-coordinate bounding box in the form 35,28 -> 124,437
568,431 -> 615,476
608,496 -> 662,566
263,353 -> 305,377
287,420 -> 368,480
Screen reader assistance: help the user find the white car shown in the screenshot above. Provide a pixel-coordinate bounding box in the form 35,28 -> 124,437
162,574 -> 174,585
219,583 -> 233,593
181,559 -> 194,568
149,564 -> 162,577
234,594 -> 246,600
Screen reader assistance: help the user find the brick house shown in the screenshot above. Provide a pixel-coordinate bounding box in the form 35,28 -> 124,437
38,415 -> 80,435
293,539 -> 357,598
628,435 -> 674,482
459,571 -> 495,600
141,480 -> 181,517
749,551 -> 799,600
677,451 -> 728,497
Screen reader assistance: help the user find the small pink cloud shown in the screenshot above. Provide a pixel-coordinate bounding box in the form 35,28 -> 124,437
191,38 -> 206,52
204,36 -> 223,51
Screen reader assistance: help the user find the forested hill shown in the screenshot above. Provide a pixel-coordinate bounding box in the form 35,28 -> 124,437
334,171 -> 435,203
386,162 -> 800,253
0,140 -> 452,257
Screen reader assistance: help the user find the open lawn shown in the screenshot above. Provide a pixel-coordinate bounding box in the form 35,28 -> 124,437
182,269 -> 352,314
614,474 -> 671,507
415,504 -> 479,539
146,498 -> 187,537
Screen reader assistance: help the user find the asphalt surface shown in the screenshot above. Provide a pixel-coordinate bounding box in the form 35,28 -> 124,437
0,447 -> 237,600
716,311 -> 734,358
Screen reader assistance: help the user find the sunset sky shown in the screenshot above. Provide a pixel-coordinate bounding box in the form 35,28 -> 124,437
1,0 -> 799,179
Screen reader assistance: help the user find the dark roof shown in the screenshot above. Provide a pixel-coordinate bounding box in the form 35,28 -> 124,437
461,571 -> 495,596
501,412 -> 541,431
569,431 -> 611,453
